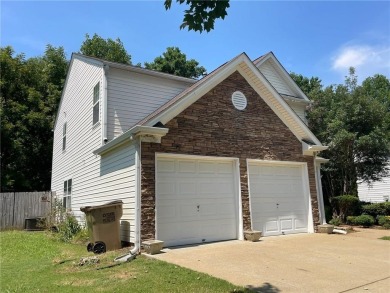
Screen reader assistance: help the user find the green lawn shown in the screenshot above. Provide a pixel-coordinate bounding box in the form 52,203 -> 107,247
0,231 -> 248,292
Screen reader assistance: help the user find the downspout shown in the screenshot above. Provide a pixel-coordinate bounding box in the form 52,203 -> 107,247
314,156 -> 327,224
102,64 -> 109,143
114,136 -> 142,262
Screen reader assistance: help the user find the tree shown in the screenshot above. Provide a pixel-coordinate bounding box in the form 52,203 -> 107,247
145,47 -> 206,78
0,45 -> 68,191
80,33 -> 131,64
290,72 -> 323,100
301,69 -> 390,201
164,0 -> 230,33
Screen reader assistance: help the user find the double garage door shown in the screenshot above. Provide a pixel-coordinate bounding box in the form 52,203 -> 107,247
156,155 -> 310,247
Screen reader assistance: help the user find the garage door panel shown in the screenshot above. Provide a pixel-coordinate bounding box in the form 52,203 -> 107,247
249,161 -> 309,236
157,156 -> 238,247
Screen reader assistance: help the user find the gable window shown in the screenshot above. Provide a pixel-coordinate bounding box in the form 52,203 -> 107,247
63,179 -> 72,210
62,122 -> 67,151
93,82 -> 100,125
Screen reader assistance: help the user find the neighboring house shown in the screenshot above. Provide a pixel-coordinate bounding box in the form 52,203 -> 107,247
51,52 -> 328,249
358,167 -> 390,203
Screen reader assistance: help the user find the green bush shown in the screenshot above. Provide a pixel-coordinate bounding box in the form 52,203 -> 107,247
346,216 -> 356,225
333,195 -> 360,220
354,215 -> 375,227
57,213 -> 82,242
361,202 -> 390,218
329,218 -> 342,226
377,215 -> 390,229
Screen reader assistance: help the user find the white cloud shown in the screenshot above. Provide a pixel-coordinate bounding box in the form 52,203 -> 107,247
331,45 -> 390,82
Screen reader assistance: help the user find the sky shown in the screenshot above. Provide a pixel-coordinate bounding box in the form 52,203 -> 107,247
1,0 -> 389,86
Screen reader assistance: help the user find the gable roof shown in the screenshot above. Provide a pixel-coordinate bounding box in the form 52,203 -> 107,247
253,52 -> 311,102
137,52 -> 322,146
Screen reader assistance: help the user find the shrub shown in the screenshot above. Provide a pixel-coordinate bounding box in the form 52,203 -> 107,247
57,213 -> 82,242
333,195 -> 360,221
361,202 -> 390,218
346,216 -> 356,225
354,215 -> 375,227
377,216 -> 390,229
329,218 -> 342,226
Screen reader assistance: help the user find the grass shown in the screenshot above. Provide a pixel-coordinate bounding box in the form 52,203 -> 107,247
0,231 -> 249,292
379,236 -> 390,240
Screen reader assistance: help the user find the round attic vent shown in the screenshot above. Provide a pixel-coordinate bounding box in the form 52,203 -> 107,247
232,91 -> 247,110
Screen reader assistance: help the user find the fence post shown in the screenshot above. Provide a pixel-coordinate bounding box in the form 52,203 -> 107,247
12,192 -> 16,228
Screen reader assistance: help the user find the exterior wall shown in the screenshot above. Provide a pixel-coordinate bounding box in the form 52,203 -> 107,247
106,68 -> 193,140
287,101 -> 307,124
140,71 -> 319,241
51,56 -> 136,242
358,174 -> 390,203
257,60 -> 295,96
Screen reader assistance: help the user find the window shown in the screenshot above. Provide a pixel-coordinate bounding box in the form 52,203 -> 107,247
63,179 -> 72,210
93,82 -> 100,125
62,122 -> 67,151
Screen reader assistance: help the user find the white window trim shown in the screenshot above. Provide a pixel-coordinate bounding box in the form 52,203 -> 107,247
93,82 -> 100,126
63,178 -> 72,210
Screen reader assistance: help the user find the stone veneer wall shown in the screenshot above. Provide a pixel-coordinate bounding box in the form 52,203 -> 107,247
141,71 -> 319,241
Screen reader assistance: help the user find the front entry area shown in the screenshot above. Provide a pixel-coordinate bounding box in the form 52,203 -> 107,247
156,154 -> 239,247
248,160 -> 312,236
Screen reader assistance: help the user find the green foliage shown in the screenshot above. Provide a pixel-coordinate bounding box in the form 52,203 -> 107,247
333,195 -> 360,220
295,68 -> 390,202
329,218 -> 342,226
164,0 -> 230,33
379,236 -> 390,240
362,202 -> 390,217
1,45 -> 68,191
353,215 -> 375,227
346,216 -> 356,225
377,216 -> 390,229
57,213 -> 82,242
145,47 -> 206,78
80,33 -> 131,64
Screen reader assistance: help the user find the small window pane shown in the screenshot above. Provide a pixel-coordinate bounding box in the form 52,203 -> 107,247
63,197 -> 67,208
93,83 -> 100,104
68,179 -> 72,194
93,103 -> 99,125
64,181 -> 67,195
62,136 -> 66,151
63,122 -> 67,136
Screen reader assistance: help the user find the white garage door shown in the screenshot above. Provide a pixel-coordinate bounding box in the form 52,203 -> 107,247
156,155 -> 238,247
248,161 -> 310,236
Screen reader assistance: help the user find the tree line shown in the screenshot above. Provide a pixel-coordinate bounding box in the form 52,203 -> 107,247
1,34 -> 389,213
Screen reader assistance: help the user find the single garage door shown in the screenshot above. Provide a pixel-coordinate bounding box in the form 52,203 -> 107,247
156,155 -> 238,247
248,161 -> 310,236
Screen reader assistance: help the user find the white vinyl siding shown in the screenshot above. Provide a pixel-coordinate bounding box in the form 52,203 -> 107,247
286,102 -> 307,124
51,56 -> 137,243
358,174 -> 390,203
106,68 -> 192,140
258,60 -> 295,96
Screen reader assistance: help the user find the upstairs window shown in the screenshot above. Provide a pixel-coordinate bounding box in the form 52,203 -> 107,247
93,82 -> 100,125
63,179 -> 72,210
62,122 -> 67,151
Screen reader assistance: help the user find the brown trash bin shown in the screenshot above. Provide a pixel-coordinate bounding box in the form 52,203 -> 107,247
80,200 -> 123,254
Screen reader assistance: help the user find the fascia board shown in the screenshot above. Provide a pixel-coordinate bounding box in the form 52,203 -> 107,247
146,55 -> 247,127
93,125 -> 169,155
239,60 -> 323,146
267,53 -> 311,102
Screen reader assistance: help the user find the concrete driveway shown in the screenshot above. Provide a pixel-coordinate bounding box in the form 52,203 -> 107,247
149,228 -> 390,292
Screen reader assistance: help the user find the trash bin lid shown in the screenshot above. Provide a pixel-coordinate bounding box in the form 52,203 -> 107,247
80,200 -> 123,212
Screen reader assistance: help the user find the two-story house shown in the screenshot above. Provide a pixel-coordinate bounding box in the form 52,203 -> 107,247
51,52 -> 328,251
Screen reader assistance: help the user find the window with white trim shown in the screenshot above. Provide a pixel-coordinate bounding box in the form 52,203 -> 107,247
93,82 -> 100,125
63,179 -> 72,210
62,122 -> 67,151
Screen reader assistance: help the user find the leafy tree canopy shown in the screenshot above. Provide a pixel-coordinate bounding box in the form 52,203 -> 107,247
295,68 -> 390,200
144,47 -> 207,78
1,45 -> 68,191
80,33 -> 131,64
164,0 -> 230,33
